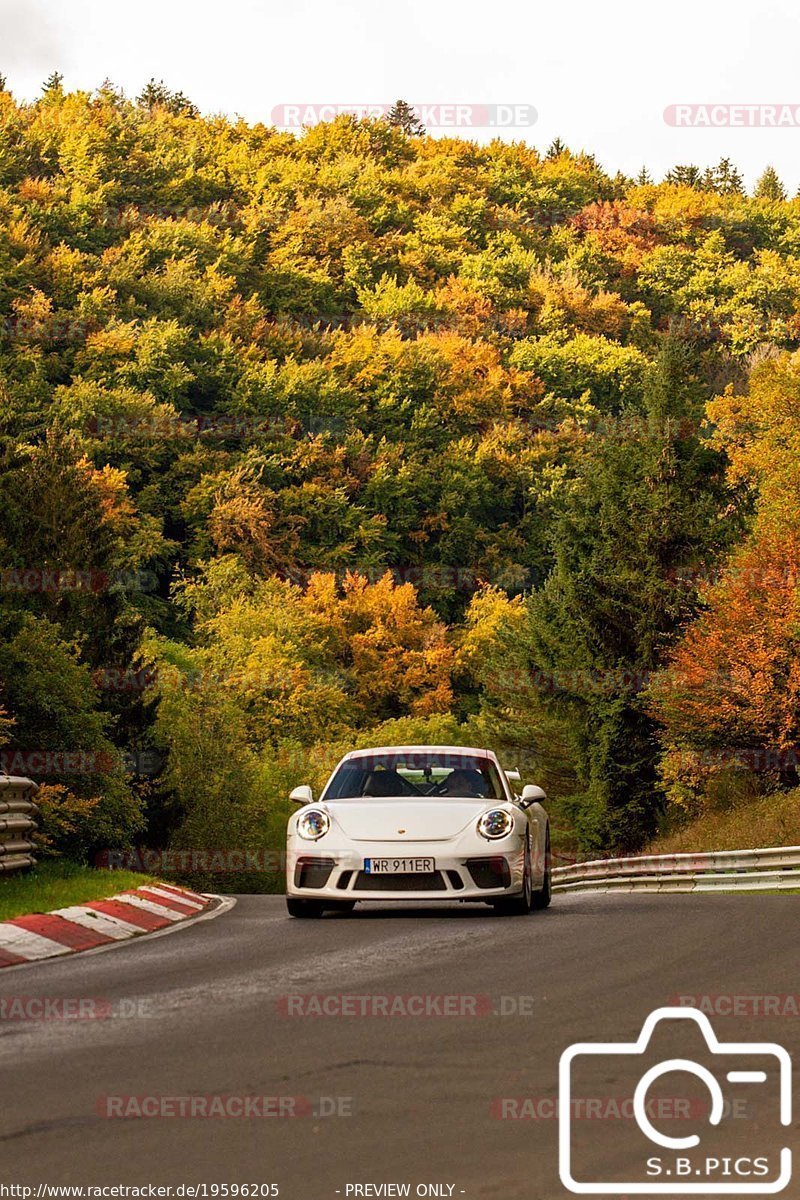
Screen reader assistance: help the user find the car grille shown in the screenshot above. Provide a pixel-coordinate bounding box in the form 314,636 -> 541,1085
353,871 -> 447,892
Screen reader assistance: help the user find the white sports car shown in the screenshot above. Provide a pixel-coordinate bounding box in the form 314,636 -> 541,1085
285,745 -> 551,917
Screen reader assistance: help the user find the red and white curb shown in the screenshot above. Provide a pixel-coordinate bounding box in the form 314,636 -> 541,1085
0,884 -> 214,968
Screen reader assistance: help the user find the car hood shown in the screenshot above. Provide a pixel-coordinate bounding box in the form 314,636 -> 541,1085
326,798 -> 503,842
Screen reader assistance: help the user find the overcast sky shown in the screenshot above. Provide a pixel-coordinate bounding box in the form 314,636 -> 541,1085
3,0 -> 800,191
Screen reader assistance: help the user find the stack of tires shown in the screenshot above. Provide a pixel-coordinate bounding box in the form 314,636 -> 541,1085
0,777 -> 38,874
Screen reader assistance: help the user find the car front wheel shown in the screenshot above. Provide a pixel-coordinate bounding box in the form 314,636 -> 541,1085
493,836 -> 533,916
531,825 -> 552,910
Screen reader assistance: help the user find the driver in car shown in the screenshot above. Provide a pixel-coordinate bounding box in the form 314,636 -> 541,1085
439,767 -> 487,797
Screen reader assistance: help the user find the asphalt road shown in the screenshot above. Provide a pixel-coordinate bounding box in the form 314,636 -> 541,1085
0,894 -> 797,1198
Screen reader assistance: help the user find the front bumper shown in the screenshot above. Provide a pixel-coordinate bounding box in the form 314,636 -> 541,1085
286,841 -> 526,902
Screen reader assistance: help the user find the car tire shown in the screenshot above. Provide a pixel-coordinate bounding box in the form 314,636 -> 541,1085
286,897 -> 325,918
531,825 -> 552,910
493,836 -> 533,916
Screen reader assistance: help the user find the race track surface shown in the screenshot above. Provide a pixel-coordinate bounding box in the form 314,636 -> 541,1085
0,894 -> 796,1198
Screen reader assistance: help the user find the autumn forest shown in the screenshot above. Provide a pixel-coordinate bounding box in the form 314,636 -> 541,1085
1,77 -> 799,882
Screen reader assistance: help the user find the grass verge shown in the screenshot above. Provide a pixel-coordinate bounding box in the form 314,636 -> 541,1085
648,789 -> 800,856
0,859 -> 156,923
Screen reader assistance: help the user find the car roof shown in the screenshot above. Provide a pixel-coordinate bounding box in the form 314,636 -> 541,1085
344,745 -> 492,760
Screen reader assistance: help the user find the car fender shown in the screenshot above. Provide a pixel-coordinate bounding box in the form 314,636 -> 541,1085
524,801 -> 549,884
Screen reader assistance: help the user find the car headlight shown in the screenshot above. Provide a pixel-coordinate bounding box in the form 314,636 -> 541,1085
297,809 -> 330,841
477,808 -> 514,840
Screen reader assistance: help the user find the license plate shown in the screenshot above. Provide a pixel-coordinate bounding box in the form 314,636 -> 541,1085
364,857 -> 435,874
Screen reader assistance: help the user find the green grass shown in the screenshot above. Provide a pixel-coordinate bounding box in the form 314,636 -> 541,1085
724,889 -> 800,895
0,859 -> 156,923
648,788 -> 800,856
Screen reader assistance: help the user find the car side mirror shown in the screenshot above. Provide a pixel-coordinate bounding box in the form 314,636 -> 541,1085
289,784 -> 313,805
504,768 -> 521,783
519,784 -> 546,809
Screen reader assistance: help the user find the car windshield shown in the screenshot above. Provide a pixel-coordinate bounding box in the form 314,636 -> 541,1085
323,751 -> 506,800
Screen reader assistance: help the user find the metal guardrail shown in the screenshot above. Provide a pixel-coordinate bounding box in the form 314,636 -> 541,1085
0,776 -> 38,874
552,844 -> 800,894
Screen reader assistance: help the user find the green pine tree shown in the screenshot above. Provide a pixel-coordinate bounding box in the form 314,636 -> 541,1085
41,71 -> 64,95
713,157 -> 744,195
385,100 -> 424,136
137,78 -> 198,117
754,165 -> 786,201
665,164 -> 702,188
518,338 -> 737,853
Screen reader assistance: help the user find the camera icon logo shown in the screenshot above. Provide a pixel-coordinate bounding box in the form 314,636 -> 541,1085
559,1007 -> 792,1194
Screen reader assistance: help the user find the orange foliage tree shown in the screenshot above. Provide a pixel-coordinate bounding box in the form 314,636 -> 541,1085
647,352 -> 800,805
302,570 -> 454,722
647,532 -> 800,805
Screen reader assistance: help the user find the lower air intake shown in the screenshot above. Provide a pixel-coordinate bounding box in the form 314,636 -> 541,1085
353,871 -> 446,892
295,857 -> 335,889
465,857 -> 511,889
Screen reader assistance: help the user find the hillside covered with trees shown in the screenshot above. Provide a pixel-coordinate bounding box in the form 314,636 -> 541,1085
2,76 -> 800,877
